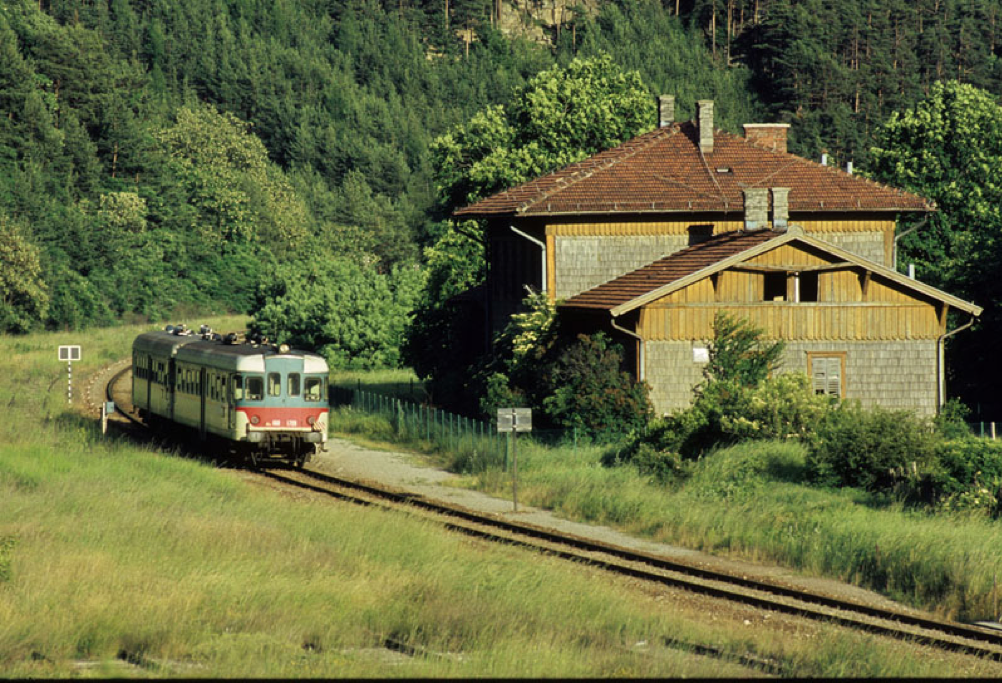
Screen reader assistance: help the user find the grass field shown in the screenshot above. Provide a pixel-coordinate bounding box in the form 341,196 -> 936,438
1,320 -> 1000,677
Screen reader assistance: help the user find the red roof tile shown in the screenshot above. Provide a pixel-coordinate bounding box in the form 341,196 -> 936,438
454,122 -> 931,217
561,230 -> 780,311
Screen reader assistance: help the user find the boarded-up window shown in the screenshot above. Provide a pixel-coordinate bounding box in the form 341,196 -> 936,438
810,354 -> 844,397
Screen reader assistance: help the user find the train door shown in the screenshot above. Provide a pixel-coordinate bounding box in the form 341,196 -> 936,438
199,367 -> 207,440
267,357 -> 305,411
168,359 -> 177,420
145,354 -> 152,411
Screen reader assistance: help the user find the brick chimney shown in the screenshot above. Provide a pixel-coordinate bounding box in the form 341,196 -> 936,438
697,100 -> 714,154
771,187 -> 789,230
742,188 -> 769,230
658,95 -> 675,128
743,123 -> 789,153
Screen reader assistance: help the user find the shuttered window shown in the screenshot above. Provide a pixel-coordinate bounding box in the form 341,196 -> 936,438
810,354 -> 844,397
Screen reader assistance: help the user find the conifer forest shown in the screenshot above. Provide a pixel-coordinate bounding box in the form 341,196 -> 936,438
2,0 -> 1001,414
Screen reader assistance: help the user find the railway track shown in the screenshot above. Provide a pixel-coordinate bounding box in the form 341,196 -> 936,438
106,367 -> 1002,663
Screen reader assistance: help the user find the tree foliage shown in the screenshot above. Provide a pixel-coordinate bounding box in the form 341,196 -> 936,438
251,258 -> 425,370
0,215 -> 48,332
432,52 -> 655,211
868,81 -> 1002,415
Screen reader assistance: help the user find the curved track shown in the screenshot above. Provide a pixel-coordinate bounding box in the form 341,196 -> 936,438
107,367 -> 1002,662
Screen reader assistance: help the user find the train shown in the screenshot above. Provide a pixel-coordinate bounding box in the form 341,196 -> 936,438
132,325 -> 329,467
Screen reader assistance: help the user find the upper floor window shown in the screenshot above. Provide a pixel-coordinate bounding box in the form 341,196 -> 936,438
763,272 -> 786,301
799,272 -> 819,302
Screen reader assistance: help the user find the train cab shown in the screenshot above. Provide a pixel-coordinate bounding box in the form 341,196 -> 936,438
133,327 -> 329,467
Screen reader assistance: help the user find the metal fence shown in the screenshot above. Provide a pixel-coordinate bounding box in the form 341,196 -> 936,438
971,422 -> 1001,440
330,386 -> 509,471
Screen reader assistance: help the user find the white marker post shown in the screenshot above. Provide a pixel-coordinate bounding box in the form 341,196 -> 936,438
497,408 -> 532,512
58,345 -> 81,404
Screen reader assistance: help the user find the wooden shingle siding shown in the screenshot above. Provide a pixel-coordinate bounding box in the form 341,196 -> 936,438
644,339 -> 938,416
549,218 -> 893,300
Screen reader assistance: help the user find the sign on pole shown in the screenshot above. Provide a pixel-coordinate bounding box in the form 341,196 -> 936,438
497,408 -> 532,512
58,345 -> 81,362
496,407 -> 532,433
58,346 -> 81,404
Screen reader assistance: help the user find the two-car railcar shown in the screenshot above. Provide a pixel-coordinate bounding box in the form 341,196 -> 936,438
132,326 -> 329,466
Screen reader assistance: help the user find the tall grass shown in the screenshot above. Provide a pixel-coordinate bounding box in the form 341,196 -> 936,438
329,391 -> 1002,622
466,439 -> 1002,621
1,323 -> 999,676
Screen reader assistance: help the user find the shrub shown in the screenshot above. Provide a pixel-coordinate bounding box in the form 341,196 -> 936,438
805,401 -> 940,492
933,437 -> 1002,515
538,332 -> 653,442
934,398 -> 973,439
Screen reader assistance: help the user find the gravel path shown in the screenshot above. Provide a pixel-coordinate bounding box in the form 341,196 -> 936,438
312,435 -> 929,616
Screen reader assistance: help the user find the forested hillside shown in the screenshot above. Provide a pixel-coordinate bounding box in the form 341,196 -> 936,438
1,0 -> 1000,408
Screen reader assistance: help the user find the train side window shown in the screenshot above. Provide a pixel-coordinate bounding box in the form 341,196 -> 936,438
232,375 -> 244,401
246,375 -> 264,401
288,373 -> 301,396
304,376 -> 324,402
267,372 -> 281,397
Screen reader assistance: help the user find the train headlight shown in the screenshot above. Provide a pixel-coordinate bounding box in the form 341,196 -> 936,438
278,344 -> 290,354
250,415 -> 260,425
307,416 -> 316,426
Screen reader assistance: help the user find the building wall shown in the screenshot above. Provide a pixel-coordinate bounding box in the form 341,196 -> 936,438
554,235 -> 691,299
644,339 -> 938,417
818,231 -> 887,265
547,217 -> 895,301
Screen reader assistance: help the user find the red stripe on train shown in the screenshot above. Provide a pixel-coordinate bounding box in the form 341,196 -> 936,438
236,406 -> 329,428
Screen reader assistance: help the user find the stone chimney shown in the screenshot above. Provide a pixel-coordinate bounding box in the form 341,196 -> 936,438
742,188 -> 769,230
743,123 -> 789,153
658,95 -> 675,128
771,187 -> 789,230
697,100 -> 714,154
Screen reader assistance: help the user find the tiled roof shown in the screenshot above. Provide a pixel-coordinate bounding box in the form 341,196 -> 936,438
454,122 -> 931,217
561,230 -> 780,311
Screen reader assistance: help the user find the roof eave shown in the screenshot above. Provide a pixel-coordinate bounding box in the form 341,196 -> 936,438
455,205 -> 932,219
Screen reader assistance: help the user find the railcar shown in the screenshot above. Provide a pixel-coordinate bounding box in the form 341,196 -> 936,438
132,326 -> 329,466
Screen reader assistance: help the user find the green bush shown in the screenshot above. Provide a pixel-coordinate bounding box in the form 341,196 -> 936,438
805,401 -> 940,492
933,437 -> 1002,515
538,332 -> 653,442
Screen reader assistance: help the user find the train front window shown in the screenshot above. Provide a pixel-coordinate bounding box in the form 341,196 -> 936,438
288,373 -> 301,396
267,372 -> 281,397
304,376 -> 325,402
246,375 -> 264,401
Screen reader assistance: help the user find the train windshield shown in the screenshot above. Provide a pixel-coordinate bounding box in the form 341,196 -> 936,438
304,376 -> 326,402
288,373 -> 301,396
267,372 -> 281,397
246,375 -> 264,401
